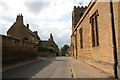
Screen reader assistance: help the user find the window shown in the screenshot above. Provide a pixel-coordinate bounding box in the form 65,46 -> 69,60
74,15 -> 77,28
90,10 -> 99,47
75,33 -> 77,49
79,28 -> 83,49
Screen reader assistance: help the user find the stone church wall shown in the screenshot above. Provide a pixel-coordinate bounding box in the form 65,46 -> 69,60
71,2 -> 119,77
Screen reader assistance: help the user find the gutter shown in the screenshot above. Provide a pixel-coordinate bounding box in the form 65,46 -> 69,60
109,0 -> 118,79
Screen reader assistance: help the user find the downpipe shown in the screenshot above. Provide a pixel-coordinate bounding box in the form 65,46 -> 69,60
110,0 -> 118,79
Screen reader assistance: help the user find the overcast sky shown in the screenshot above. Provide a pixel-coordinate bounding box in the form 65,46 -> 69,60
0,0 -> 90,48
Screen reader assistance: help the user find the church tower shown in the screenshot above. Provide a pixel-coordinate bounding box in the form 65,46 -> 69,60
72,6 -> 87,32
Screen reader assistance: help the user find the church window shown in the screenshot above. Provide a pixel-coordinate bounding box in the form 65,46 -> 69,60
90,10 -> 99,47
79,28 -> 83,49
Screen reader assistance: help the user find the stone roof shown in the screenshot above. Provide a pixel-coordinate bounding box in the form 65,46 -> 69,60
7,14 -> 40,41
27,27 -> 41,40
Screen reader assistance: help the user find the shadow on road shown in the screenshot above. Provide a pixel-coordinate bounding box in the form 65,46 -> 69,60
2,57 -> 56,79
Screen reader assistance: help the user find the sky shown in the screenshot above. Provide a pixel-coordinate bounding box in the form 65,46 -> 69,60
0,0 -> 91,48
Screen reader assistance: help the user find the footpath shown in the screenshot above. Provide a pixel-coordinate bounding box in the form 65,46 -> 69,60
68,57 -> 113,78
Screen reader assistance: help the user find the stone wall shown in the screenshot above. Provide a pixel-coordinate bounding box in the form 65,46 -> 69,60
71,2 -> 119,77
2,35 -> 38,71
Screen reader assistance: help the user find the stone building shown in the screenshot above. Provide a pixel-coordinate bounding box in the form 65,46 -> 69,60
71,1 -> 120,77
41,33 -> 59,51
7,14 -> 58,52
7,14 -> 41,44
7,14 -> 58,50
38,33 -> 59,57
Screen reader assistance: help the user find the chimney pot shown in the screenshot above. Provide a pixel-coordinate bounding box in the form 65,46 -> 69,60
27,24 -> 29,28
34,31 -> 38,34
16,14 -> 23,23
74,6 -> 76,9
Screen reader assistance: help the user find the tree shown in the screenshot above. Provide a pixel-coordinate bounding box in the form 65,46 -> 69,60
60,44 -> 70,56
38,45 -> 59,56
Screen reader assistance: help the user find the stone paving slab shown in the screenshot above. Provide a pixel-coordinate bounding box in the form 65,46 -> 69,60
68,57 -> 113,78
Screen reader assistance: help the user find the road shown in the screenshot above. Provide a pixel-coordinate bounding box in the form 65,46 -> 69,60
3,57 -> 72,79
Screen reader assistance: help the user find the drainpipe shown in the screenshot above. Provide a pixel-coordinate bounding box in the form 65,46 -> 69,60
110,0 -> 118,79
75,30 -> 78,59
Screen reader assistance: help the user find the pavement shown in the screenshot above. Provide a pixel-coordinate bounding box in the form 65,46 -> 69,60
68,57 -> 113,78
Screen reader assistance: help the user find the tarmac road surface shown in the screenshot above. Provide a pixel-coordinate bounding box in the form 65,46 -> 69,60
2,57 -> 72,79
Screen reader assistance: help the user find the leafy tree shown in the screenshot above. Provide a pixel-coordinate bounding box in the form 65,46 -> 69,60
60,44 -> 70,56
38,46 -> 49,52
38,45 -> 59,56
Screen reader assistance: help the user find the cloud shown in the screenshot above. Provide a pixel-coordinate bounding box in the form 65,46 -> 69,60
0,1 -> 8,10
24,2 -> 50,14
0,0 -> 91,48
0,16 -> 14,23
0,20 -> 13,35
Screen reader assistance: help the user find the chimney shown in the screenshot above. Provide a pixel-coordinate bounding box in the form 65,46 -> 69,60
49,33 -> 53,41
16,13 -> 23,23
50,33 -> 53,38
34,31 -> 38,35
27,24 -> 29,28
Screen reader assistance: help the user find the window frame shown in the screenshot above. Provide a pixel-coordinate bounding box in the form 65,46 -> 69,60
79,28 -> 83,49
90,10 -> 99,47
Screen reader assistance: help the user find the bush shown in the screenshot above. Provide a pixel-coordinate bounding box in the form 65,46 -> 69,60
38,46 -> 49,52
38,45 -> 59,55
